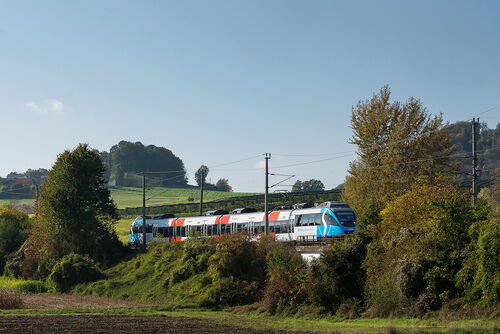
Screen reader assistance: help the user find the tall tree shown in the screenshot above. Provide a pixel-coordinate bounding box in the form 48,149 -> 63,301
292,179 -> 324,192
29,144 -> 121,274
195,165 -> 209,187
215,178 -> 232,192
108,141 -> 187,187
342,86 -> 457,218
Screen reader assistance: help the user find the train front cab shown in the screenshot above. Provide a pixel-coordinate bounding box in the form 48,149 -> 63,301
292,208 -> 357,242
128,218 -> 154,247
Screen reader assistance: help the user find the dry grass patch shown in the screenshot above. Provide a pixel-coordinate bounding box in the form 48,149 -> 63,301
21,293 -> 151,310
0,289 -> 23,309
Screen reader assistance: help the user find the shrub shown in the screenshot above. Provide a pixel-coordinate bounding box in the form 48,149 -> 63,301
209,233 -> 266,284
16,280 -> 48,294
309,231 -> 370,314
200,233 -> 268,307
263,243 -> 307,314
48,254 -> 105,293
0,289 -> 23,309
0,206 -> 30,274
364,184 -> 479,316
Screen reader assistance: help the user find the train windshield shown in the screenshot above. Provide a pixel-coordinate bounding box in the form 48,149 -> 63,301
132,225 -> 142,233
334,211 -> 357,227
323,213 -> 340,226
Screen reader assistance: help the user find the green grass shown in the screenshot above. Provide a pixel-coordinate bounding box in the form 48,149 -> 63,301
75,241 -> 205,304
109,187 -> 258,209
115,216 -> 135,244
0,277 -> 48,294
0,306 -> 497,333
0,277 -> 29,290
0,199 -> 33,206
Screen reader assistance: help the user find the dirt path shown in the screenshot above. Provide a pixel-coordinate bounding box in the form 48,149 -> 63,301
21,293 -> 149,309
0,315 -> 310,334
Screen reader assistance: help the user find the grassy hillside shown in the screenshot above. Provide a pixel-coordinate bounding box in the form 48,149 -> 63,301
109,187 -> 258,209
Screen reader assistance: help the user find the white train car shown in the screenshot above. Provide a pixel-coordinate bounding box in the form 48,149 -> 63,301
129,203 -> 357,246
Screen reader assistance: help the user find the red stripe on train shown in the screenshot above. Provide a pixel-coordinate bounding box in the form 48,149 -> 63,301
220,216 -> 230,224
263,212 -> 280,222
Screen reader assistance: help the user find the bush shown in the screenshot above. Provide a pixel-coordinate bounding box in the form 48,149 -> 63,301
16,280 -> 48,294
309,231 -> 370,314
364,184 -> 480,317
263,243 -> 307,314
0,206 -> 30,274
48,254 -> 105,293
209,233 -> 266,284
199,233 -> 269,307
0,289 -> 23,309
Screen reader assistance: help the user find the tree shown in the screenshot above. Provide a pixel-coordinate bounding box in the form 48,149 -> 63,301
108,141 -> 187,187
342,86 -> 457,217
363,182 -> 478,316
292,179 -> 324,192
195,165 -> 209,187
215,179 -> 232,192
25,168 -> 48,184
0,206 -> 29,273
291,181 -> 302,192
29,144 -> 122,275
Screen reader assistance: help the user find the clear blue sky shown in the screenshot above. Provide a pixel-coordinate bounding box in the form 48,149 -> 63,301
1,0 -> 499,192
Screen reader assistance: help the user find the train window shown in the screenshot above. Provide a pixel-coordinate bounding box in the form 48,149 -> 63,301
294,215 -> 302,227
324,214 -> 340,226
312,214 -> 323,226
301,215 -> 310,226
281,221 -> 290,233
274,222 -> 281,233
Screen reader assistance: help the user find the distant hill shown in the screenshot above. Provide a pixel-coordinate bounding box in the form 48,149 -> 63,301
448,121 -> 500,181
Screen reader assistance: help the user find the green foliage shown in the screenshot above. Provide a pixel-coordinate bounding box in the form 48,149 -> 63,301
309,231 -> 370,314
215,179 -> 232,192
342,86 -> 457,217
29,144 -> 125,276
48,254 -> 105,293
263,243 -> 307,314
448,121 -> 500,181
364,184 -> 478,316
108,141 -> 187,187
457,217 -> 499,306
209,233 -> 265,283
202,234 -> 269,307
195,165 -> 209,187
291,179 -> 325,192
15,280 -> 48,294
0,206 -> 29,274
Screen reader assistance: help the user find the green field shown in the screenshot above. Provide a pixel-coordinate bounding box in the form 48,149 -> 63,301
0,199 -> 33,206
109,187 -> 258,209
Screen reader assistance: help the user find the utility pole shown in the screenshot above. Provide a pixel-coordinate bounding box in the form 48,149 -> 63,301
472,118 -> 479,205
142,173 -> 147,249
264,153 -> 271,235
199,169 -> 204,216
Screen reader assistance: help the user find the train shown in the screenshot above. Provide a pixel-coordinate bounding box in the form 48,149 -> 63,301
128,201 -> 357,247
